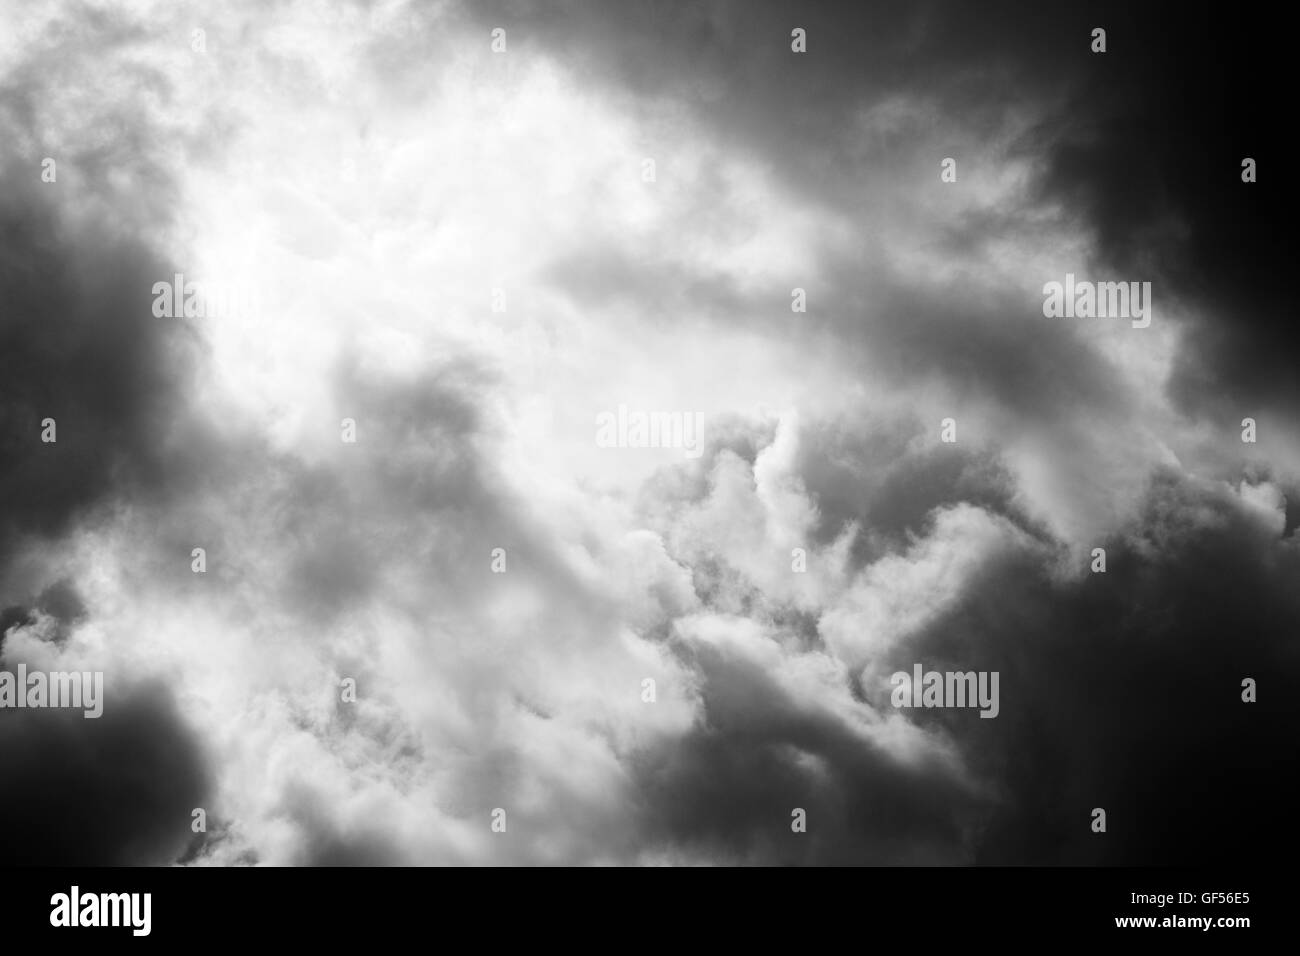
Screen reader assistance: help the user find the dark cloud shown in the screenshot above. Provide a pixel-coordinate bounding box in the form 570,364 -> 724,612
0,678 -> 212,866
463,0 -> 1297,420
631,470 -> 1298,864
0,164 -> 206,575
945,473 -> 1300,864
795,417 -> 1027,562
634,633 -> 985,864
35,578 -> 88,625
0,606 -> 34,645
1020,8 -> 1298,416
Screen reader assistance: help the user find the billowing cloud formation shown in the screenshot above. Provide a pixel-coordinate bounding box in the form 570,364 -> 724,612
0,0 -> 1295,865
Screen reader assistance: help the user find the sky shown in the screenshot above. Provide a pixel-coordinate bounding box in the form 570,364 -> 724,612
0,0 -> 1296,865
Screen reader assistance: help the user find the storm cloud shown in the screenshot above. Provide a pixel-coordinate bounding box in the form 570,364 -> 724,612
1,0 -> 1294,866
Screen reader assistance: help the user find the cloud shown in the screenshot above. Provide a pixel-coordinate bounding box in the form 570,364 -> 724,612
1,0 -> 1295,867
0,665 -> 211,865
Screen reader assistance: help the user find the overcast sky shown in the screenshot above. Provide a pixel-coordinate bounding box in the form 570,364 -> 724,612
1,0 -> 1296,865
